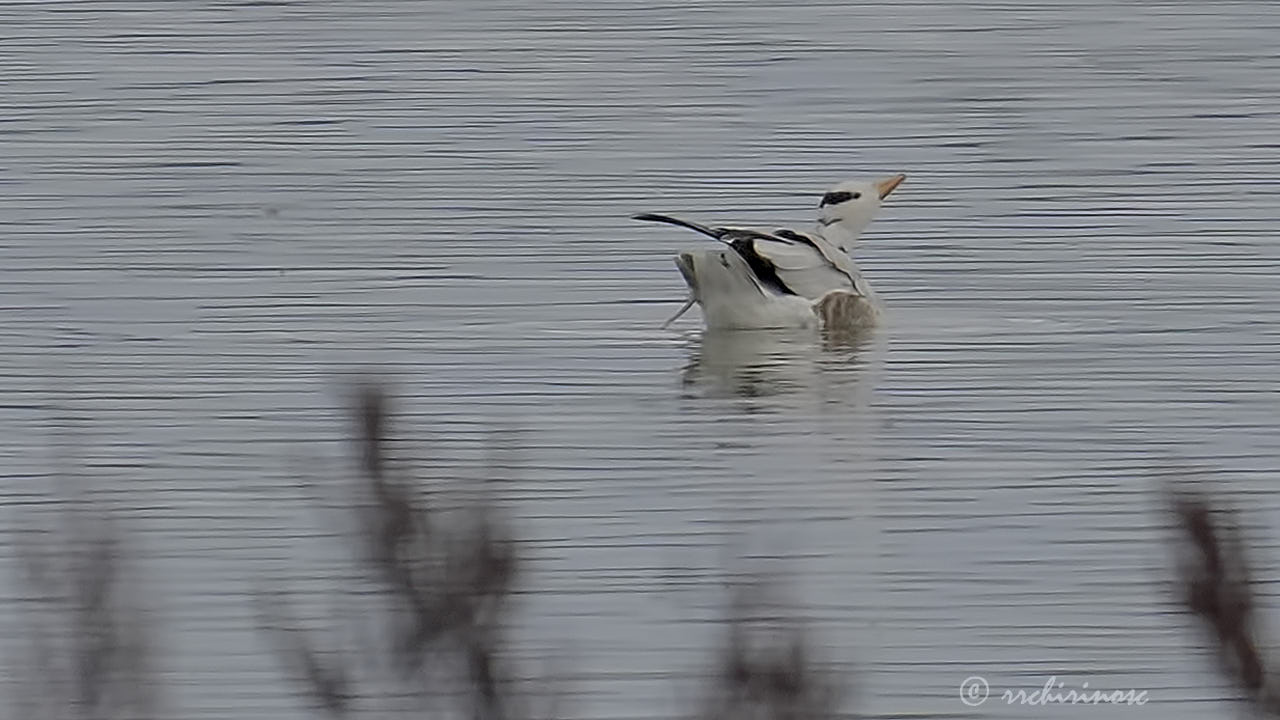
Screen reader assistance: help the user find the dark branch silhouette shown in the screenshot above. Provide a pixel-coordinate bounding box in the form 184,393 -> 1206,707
697,578 -> 844,720
8,485 -> 163,720
1170,486 -> 1280,715
259,384 -> 527,720
9,386 -> 851,720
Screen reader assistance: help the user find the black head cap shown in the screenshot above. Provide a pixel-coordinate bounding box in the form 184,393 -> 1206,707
819,190 -> 860,207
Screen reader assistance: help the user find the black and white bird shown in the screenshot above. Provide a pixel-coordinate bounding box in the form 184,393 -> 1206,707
632,174 -> 905,330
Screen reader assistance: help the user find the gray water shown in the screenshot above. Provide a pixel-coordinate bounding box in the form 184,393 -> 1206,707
4,0 -> 1280,717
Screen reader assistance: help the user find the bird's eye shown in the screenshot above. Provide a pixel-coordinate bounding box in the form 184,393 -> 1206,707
719,253 -> 731,268
820,190 -> 854,207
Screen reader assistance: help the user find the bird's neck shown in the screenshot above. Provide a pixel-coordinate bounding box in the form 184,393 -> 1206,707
816,220 -> 862,255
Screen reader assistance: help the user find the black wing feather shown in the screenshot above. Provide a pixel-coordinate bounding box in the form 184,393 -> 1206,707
773,228 -> 819,248
631,213 -> 797,245
631,213 -> 728,240
632,213 -> 801,296
728,238 -> 799,297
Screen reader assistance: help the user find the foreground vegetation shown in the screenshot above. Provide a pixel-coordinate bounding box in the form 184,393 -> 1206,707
6,385 -> 842,719
10,385 -> 1280,718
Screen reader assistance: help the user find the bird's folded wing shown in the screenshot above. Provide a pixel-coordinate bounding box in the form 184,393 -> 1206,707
805,231 -> 877,301
718,226 -> 799,245
750,233 -> 876,300
753,238 -> 832,271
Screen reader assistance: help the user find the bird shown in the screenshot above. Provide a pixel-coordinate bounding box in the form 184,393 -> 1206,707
632,174 -> 905,331
669,247 -> 820,331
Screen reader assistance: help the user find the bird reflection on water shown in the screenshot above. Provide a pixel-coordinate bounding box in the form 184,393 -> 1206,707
679,326 -> 879,401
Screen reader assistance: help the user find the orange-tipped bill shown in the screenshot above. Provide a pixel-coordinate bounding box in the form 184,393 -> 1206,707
876,173 -> 907,200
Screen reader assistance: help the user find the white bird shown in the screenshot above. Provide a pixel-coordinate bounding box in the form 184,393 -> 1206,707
670,247 -> 820,330
632,174 -> 905,331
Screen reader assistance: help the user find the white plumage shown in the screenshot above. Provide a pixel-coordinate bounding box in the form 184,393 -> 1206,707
633,174 -> 904,332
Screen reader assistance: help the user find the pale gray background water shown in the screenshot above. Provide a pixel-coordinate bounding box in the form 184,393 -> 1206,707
4,0 -> 1280,717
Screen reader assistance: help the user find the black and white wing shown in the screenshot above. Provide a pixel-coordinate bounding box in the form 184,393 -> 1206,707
630,213 -> 871,300
631,213 -> 799,298
764,227 -> 875,301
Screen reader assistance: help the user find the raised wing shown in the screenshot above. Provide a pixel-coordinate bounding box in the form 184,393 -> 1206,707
631,213 -> 871,301
631,213 -> 787,245
632,213 -> 799,298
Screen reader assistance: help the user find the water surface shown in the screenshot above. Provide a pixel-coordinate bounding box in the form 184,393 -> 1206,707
4,1 -> 1280,717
